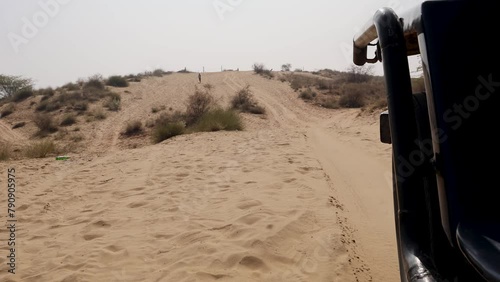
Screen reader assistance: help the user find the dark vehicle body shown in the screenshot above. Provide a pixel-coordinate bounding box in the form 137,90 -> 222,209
353,1 -> 499,281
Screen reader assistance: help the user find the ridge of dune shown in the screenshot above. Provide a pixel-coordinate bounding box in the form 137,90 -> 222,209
0,71 -> 397,281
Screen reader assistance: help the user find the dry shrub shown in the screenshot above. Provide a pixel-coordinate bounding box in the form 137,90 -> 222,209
60,114 -> 77,126
252,63 -> 274,79
25,140 -> 56,158
231,86 -> 265,114
320,97 -> 339,109
83,74 -> 105,90
193,109 -> 243,132
34,113 -> 58,134
185,87 -> 214,125
339,84 -> 366,108
91,107 -> 107,120
123,120 -> 143,136
152,122 -> 185,143
299,88 -> 317,100
13,89 -> 34,102
106,76 -> 129,87
104,93 -> 121,111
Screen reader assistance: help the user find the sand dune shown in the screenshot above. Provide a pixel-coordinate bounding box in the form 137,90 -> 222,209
0,72 -> 397,281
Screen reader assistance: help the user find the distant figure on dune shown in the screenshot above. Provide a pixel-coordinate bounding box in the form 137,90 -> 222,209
198,73 -> 202,83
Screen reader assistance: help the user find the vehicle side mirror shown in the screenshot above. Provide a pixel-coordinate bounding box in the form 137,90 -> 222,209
380,110 -> 391,144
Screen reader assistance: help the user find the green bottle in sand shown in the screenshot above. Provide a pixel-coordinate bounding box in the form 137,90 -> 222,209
56,156 -> 70,161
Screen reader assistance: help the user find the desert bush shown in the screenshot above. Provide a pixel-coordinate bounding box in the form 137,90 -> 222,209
339,84 -> 366,108
36,87 -> 55,97
316,79 -> 331,91
34,113 -> 58,134
185,87 -> 214,125
62,82 -> 79,91
252,63 -> 274,79
106,76 -> 129,87
320,97 -> 339,109
177,68 -> 191,73
151,105 -> 166,114
1,104 -> 15,118
299,88 -> 317,100
288,75 -> 316,91
366,97 -> 388,112
231,86 -> 265,114
12,122 -> 26,129
281,63 -> 292,72
92,109 -> 106,120
36,100 -> 61,112
155,111 -> 185,126
36,101 -> 48,111
90,108 -> 107,120
193,108 -> 243,132
104,93 -> 121,111
73,101 -> 89,112
253,63 -> 265,74
345,65 -> 373,83
24,140 -> 56,158
60,114 -> 77,126
0,75 -> 33,99
126,74 -> 142,82
123,120 -> 143,136
83,74 -> 105,90
13,89 -> 34,102
152,122 -> 185,143
153,69 -> 167,77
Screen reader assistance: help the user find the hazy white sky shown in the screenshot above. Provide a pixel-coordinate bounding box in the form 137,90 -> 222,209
0,0 -> 421,88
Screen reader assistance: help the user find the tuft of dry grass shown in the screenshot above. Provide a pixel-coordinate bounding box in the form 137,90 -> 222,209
152,122 -> 185,143
104,93 -> 121,111
231,86 -> 265,114
123,120 -> 143,136
60,114 -> 77,126
193,108 -> 243,132
299,88 -> 317,101
34,113 -> 58,135
13,89 -> 34,102
24,140 -> 57,158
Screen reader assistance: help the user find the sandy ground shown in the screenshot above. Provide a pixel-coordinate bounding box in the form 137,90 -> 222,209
0,72 -> 397,281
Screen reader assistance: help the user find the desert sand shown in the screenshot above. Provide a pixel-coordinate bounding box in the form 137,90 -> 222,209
0,72 -> 397,281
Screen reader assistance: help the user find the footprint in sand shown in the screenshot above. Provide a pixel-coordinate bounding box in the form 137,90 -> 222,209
105,245 -> 123,252
239,256 -> 268,270
237,200 -> 262,210
83,234 -> 104,241
237,214 -> 263,225
92,220 -> 112,228
127,202 -> 147,208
